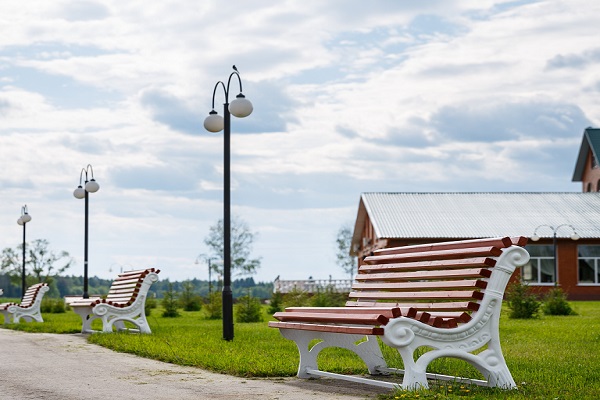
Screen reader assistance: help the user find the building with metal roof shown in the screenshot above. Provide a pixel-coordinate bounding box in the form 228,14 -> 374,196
572,127 -> 600,192
351,128 -> 600,300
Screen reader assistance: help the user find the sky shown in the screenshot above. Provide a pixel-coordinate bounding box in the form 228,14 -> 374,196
1,0 -> 599,285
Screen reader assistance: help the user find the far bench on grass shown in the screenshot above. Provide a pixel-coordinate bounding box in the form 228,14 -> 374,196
0,283 -> 49,324
269,237 -> 529,390
66,268 -> 160,334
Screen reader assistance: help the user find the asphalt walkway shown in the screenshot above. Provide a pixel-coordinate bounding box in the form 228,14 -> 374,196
0,329 -> 391,399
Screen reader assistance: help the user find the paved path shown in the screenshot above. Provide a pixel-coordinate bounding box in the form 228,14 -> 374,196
0,329 -> 391,399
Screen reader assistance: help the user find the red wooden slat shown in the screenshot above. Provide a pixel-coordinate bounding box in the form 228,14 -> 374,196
273,312 -> 389,325
355,268 -> 492,281
364,247 -> 503,265
268,321 -> 384,336
374,237 -> 514,256
359,258 -> 496,273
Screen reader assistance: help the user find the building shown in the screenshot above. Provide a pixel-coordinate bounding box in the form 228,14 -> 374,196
351,128 -> 600,300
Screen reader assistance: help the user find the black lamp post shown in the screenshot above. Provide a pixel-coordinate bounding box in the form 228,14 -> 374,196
531,224 -> 579,283
73,164 -> 100,299
203,66 -> 253,341
195,255 -> 221,296
17,205 -> 32,297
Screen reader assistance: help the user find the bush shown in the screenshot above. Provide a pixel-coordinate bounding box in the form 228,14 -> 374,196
161,283 -> 181,318
281,287 -> 310,308
543,287 -> 577,316
235,291 -> 264,323
267,291 -> 283,314
310,286 -> 346,307
41,298 -> 66,314
179,281 -> 203,312
145,295 -> 157,317
506,281 -> 541,319
204,292 -> 222,320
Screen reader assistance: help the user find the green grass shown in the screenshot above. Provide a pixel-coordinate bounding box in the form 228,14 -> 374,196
2,302 -> 600,399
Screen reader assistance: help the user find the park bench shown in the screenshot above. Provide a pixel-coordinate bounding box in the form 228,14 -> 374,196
0,283 -> 49,324
269,237 -> 529,390
66,268 -> 160,334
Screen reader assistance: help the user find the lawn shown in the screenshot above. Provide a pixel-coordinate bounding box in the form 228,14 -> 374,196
2,301 -> 600,399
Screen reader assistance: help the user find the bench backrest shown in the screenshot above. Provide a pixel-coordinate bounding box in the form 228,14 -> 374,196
103,268 -> 160,307
19,283 -> 49,308
348,237 -> 527,328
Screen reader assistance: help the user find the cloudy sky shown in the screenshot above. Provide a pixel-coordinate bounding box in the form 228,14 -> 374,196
1,0 -> 598,284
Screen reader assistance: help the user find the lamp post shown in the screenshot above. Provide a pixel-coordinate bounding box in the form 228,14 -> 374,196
203,66 -> 253,341
195,255 -> 221,296
531,224 -> 580,284
17,205 -> 32,297
73,164 -> 100,299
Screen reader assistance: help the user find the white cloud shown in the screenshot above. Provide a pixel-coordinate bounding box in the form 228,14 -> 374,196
0,0 -> 597,285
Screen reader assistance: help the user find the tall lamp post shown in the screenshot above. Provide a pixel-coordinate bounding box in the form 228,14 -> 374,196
73,164 -> 100,299
531,224 -> 580,284
17,205 -> 32,297
203,66 -> 253,341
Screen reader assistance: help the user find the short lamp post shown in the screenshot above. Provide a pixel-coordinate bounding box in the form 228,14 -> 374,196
73,164 -> 100,299
17,205 -> 32,297
531,224 -> 579,284
203,66 -> 253,341
195,255 -> 222,296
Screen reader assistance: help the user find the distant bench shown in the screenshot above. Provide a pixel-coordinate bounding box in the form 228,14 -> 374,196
0,283 -> 49,324
66,268 -> 160,333
269,237 -> 529,390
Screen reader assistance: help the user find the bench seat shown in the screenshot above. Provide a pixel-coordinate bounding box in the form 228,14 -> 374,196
269,236 -> 530,390
0,283 -> 49,324
66,268 -> 160,333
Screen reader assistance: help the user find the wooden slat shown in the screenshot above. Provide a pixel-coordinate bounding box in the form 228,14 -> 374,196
373,237 -> 515,256
348,290 -> 485,301
355,268 -> 492,282
268,321 -> 384,335
273,312 -> 389,325
364,246 -> 503,265
284,307 -> 402,318
359,257 -> 496,273
351,280 -> 487,291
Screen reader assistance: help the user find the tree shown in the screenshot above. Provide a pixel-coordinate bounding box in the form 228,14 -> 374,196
1,239 -> 72,287
203,216 -> 261,277
335,224 -> 357,280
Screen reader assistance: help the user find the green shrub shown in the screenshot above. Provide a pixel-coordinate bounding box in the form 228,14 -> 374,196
161,283 -> 181,317
144,295 -> 157,317
267,291 -> 283,314
506,281 -> 541,319
281,287 -> 310,308
235,291 -> 264,323
41,298 -> 66,314
204,292 -> 222,320
310,286 -> 346,307
179,281 -> 203,311
543,287 -> 577,316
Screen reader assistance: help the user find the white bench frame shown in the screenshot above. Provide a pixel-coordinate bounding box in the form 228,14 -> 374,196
273,244 -> 530,390
66,269 -> 159,334
0,283 -> 49,324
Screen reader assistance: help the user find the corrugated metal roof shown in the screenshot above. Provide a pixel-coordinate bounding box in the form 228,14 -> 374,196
361,192 -> 600,239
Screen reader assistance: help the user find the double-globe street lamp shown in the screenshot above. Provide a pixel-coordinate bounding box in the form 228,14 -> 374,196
17,205 -> 32,297
531,224 -> 580,284
73,164 -> 100,299
203,66 -> 253,341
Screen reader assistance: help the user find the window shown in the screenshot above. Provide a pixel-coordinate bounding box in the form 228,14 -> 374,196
523,245 -> 555,284
578,245 -> 600,285
586,183 -> 592,192
597,179 -> 600,192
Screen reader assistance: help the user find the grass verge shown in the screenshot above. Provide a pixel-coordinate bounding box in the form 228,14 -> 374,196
1,302 -> 599,399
